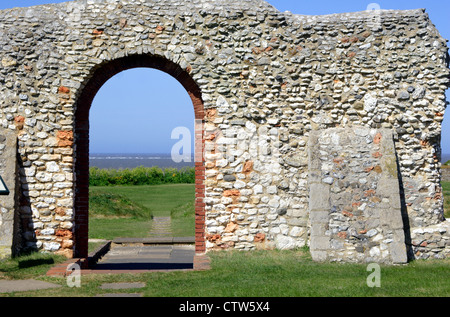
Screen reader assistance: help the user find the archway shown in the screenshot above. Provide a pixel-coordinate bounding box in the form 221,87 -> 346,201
73,55 -> 205,259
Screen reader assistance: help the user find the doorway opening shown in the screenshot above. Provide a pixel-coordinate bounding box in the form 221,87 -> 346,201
73,55 -> 205,261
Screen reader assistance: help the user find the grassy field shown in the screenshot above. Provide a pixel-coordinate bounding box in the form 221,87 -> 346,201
90,183 -> 194,217
88,184 -> 195,246
0,182 -> 449,297
0,249 -> 448,297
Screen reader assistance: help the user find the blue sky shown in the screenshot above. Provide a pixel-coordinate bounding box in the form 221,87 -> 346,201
0,0 -> 449,155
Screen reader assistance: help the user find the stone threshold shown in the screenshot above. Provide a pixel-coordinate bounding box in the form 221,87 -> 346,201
46,237 -> 209,276
46,254 -> 210,276
112,237 -> 195,245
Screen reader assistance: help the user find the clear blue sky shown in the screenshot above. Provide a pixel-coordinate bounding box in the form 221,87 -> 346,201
0,0 -> 449,155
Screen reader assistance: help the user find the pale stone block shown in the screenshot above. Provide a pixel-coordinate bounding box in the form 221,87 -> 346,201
309,183 -> 330,211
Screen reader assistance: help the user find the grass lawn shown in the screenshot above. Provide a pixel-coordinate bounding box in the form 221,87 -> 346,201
88,184 -> 195,248
0,249 -> 449,297
90,184 -> 195,217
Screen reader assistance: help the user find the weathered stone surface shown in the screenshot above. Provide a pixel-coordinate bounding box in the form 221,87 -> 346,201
309,184 -> 330,211
0,279 -> 61,293
308,127 -> 408,264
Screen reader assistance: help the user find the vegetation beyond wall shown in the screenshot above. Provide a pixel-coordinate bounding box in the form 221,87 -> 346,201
89,166 -> 195,186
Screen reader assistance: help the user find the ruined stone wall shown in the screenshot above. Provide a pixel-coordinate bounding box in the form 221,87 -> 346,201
0,0 -> 448,262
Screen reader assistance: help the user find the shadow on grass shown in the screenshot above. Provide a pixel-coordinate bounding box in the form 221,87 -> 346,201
91,262 -> 193,270
0,251 -> 66,279
18,257 -> 55,269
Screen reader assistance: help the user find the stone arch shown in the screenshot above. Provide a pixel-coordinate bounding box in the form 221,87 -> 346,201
72,54 -> 205,258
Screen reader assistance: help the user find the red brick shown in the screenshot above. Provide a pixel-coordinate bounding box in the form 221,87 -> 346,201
58,86 -> 70,94
373,132 -> 382,144
92,29 -> 103,36
223,189 -> 241,197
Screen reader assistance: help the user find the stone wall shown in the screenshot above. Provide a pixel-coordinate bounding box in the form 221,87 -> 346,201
0,0 -> 449,263
410,221 -> 450,259
0,130 -> 18,259
308,127 -> 407,263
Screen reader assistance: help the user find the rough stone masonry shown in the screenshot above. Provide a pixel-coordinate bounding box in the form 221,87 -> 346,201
0,0 -> 449,264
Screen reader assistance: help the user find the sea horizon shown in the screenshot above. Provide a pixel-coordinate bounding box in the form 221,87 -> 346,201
90,153 -> 174,159
89,153 -> 195,169
89,152 -> 450,169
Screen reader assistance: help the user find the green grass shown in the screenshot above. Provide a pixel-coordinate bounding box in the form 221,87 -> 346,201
90,184 -> 194,217
170,200 -> 195,237
0,252 -> 66,280
89,218 -> 154,241
88,184 -> 195,244
1,249 -> 449,297
89,190 -> 152,219
88,189 -> 154,245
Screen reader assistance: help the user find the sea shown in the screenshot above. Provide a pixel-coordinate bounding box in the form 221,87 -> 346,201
89,153 -> 195,169
90,153 -> 450,170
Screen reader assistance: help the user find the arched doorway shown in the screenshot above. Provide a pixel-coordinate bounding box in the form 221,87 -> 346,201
73,55 -> 205,259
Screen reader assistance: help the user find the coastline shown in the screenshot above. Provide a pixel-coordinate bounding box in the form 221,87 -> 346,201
89,153 -> 195,169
